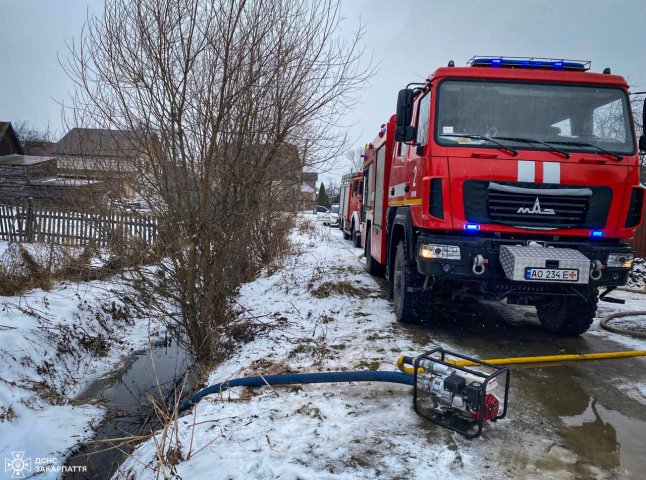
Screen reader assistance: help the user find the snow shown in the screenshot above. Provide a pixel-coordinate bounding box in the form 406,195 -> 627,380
586,288 -> 646,351
120,216 -> 642,480
3,218 -> 644,479
117,219 -> 470,479
627,257 -> 646,289
0,254 -> 165,478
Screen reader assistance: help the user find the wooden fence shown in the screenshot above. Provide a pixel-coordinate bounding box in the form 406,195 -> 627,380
0,203 -> 158,246
630,223 -> 646,257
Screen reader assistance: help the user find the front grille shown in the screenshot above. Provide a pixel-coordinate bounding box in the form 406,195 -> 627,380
463,180 -> 612,230
488,190 -> 589,227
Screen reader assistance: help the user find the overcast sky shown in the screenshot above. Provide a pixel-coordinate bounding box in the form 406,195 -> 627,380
1,0 -> 645,186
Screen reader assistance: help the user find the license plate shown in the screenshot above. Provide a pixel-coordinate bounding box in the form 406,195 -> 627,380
524,267 -> 579,282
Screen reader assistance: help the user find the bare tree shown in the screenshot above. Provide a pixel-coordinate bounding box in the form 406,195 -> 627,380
12,120 -> 54,151
63,0 -> 372,362
631,93 -> 645,183
344,146 -> 365,173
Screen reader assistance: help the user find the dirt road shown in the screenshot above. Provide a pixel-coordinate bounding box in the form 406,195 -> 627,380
360,231 -> 646,479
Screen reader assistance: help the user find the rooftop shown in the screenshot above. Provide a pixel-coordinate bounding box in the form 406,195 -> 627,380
54,128 -> 144,157
0,154 -> 55,166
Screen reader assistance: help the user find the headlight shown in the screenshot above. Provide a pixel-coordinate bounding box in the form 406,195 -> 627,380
419,244 -> 461,260
606,253 -> 633,268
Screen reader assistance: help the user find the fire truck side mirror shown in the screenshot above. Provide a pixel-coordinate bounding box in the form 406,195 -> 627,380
641,98 -> 646,152
395,88 -> 417,143
395,125 -> 416,143
639,135 -> 646,152
396,89 -> 414,124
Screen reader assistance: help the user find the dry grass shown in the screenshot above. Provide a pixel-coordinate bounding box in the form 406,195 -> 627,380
310,280 -> 371,299
0,405 -> 16,422
0,240 -> 151,297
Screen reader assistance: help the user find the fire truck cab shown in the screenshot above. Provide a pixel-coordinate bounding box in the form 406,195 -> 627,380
362,57 -> 646,335
339,171 -> 364,247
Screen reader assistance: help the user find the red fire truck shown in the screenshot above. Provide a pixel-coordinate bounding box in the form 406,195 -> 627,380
361,56 -> 646,335
338,171 -> 364,247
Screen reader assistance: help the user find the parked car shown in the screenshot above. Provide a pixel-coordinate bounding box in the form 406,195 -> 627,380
328,203 -> 340,226
316,204 -> 339,226
315,205 -> 330,223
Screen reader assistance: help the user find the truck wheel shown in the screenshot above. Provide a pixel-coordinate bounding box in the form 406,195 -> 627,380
393,240 -> 429,324
352,223 -> 361,248
535,290 -> 598,335
365,231 -> 385,276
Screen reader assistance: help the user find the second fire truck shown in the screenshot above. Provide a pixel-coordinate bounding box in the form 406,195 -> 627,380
339,171 -> 364,247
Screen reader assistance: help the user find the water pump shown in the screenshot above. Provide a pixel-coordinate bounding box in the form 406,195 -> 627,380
411,348 -> 510,438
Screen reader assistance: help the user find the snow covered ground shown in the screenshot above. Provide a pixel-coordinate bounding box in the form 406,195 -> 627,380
115,217 -> 646,480
3,216 -> 643,479
627,256 -> 646,289
0,241 -> 164,479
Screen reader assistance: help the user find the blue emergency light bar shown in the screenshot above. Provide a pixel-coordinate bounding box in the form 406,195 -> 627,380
468,56 -> 591,71
590,230 -> 604,238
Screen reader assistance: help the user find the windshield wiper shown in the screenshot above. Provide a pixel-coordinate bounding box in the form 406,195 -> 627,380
439,134 -> 518,156
545,140 -> 623,161
495,136 -> 570,159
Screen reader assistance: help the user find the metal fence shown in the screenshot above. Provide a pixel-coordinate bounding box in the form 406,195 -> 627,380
0,203 -> 158,246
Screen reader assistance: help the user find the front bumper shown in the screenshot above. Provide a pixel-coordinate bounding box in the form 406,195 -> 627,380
415,232 -> 632,288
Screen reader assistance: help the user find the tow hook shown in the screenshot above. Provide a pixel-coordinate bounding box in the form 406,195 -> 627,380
590,260 -> 603,281
472,254 -> 487,275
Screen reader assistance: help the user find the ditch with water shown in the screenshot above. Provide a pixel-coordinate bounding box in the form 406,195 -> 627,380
64,339 -> 194,479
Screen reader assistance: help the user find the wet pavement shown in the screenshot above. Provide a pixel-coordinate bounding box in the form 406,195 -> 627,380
401,297 -> 646,479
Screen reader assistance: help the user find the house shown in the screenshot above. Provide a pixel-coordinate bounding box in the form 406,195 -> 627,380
0,122 -> 24,156
301,171 -> 318,210
54,128 -> 148,197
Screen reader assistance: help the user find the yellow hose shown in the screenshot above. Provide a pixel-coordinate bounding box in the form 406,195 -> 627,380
396,356 -> 423,375
397,350 -> 646,373
450,350 -> 646,367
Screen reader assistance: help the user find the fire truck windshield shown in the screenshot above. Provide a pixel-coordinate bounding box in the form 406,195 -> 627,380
435,80 -> 635,155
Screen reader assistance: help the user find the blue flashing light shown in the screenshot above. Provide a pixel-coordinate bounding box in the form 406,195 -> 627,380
468,56 -> 590,71
591,230 -> 604,238
465,224 -> 480,231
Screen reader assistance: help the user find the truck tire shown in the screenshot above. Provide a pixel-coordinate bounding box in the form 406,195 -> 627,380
393,240 -> 430,324
352,222 -> 361,248
535,290 -> 598,335
365,230 -> 385,276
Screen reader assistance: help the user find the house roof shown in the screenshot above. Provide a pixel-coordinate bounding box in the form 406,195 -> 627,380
54,128 -> 144,157
0,121 -> 25,155
0,154 -> 55,166
300,182 -> 316,193
302,172 -> 318,182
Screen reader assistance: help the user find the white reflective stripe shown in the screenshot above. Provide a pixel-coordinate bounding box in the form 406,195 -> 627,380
543,162 -> 561,184
390,182 -> 407,197
517,161 -> 535,182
